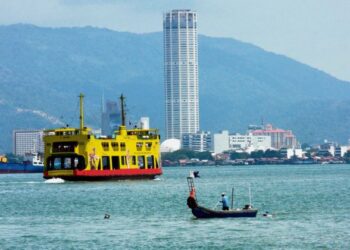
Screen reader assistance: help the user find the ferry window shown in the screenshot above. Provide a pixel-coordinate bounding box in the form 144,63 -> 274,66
147,155 -> 154,169
121,156 -> 126,165
74,156 -> 84,170
102,142 -> 109,151
112,156 -> 120,169
145,142 -> 152,151
63,158 -> 72,169
136,142 -> 143,151
102,156 -> 110,170
73,157 -> 79,168
155,159 -> 159,169
132,156 -> 136,165
120,142 -> 126,151
138,156 -> 145,169
111,142 -> 119,151
54,158 -> 61,170
53,141 -> 77,153
47,155 -> 85,170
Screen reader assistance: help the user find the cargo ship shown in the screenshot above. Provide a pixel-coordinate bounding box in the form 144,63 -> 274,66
43,94 -> 162,180
0,153 -> 44,173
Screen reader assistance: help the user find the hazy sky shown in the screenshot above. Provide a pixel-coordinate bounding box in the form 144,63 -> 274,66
1,0 -> 349,81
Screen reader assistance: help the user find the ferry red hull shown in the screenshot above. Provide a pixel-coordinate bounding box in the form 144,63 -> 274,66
44,168 -> 162,181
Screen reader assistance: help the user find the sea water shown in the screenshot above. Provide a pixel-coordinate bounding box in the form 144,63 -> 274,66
0,165 -> 349,249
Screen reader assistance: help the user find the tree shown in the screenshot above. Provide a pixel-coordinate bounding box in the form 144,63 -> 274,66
161,149 -> 213,161
250,150 -> 264,159
343,151 -> 350,163
230,151 -> 249,160
264,149 -> 281,158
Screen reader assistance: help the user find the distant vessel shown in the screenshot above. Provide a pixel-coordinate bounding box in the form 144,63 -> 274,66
43,94 -> 162,180
0,153 -> 44,173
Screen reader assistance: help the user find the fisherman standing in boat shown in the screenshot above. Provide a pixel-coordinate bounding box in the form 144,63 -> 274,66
221,193 -> 229,210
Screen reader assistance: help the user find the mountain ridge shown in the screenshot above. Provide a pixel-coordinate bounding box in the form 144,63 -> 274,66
0,24 -> 350,152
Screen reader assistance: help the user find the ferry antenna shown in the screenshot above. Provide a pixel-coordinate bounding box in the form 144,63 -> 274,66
120,94 -> 126,126
79,93 -> 84,130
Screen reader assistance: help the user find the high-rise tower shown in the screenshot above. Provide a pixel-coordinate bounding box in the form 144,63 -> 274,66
163,9 -> 199,139
101,99 -> 121,136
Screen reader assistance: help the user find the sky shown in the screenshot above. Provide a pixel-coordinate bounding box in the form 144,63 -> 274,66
0,0 -> 349,81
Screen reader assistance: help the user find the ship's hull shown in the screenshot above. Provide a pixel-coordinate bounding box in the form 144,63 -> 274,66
44,168 -> 162,180
0,162 -> 43,174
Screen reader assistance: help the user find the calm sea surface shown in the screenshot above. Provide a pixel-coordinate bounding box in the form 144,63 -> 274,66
0,164 -> 349,249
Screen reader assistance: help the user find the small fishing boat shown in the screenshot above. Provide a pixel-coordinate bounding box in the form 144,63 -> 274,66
186,176 -> 258,219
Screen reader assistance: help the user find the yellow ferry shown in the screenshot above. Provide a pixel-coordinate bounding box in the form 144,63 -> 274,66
43,94 -> 162,180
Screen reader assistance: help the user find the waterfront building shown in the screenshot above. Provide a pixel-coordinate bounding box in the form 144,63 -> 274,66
13,129 -> 44,156
101,100 -> 121,136
229,133 -> 271,153
212,130 -> 230,154
212,130 -> 271,154
251,124 -> 298,150
163,9 -> 199,139
280,148 -> 303,159
319,141 -> 335,156
334,146 -> 348,157
182,131 -> 211,152
319,141 -> 348,157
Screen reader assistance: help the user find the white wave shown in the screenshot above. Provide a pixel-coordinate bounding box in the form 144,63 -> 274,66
153,177 -> 161,181
44,178 -> 65,184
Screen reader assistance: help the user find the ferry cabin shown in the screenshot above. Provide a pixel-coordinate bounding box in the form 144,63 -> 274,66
43,125 -> 162,180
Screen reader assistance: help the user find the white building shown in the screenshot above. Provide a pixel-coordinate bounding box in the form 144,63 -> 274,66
13,129 -> 44,156
182,131 -> 211,152
229,133 -> 271,153
212,130 -> 230,154
319,142 -> 336,156
139,117 -> 150,130
280,148 -> 303,159
334,146 -> 348,157
163,9 -> 199,139
212,131 -> 271,154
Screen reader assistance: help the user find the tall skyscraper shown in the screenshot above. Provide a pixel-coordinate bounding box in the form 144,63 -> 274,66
163,9 -> 199,139
101,100 -> 121,136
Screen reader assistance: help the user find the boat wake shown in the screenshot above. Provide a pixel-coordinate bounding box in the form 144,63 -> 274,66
153,177 -> 161,181
44,178 -> 65,184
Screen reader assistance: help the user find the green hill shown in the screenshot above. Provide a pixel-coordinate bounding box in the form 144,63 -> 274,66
0,24 -> 349,152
